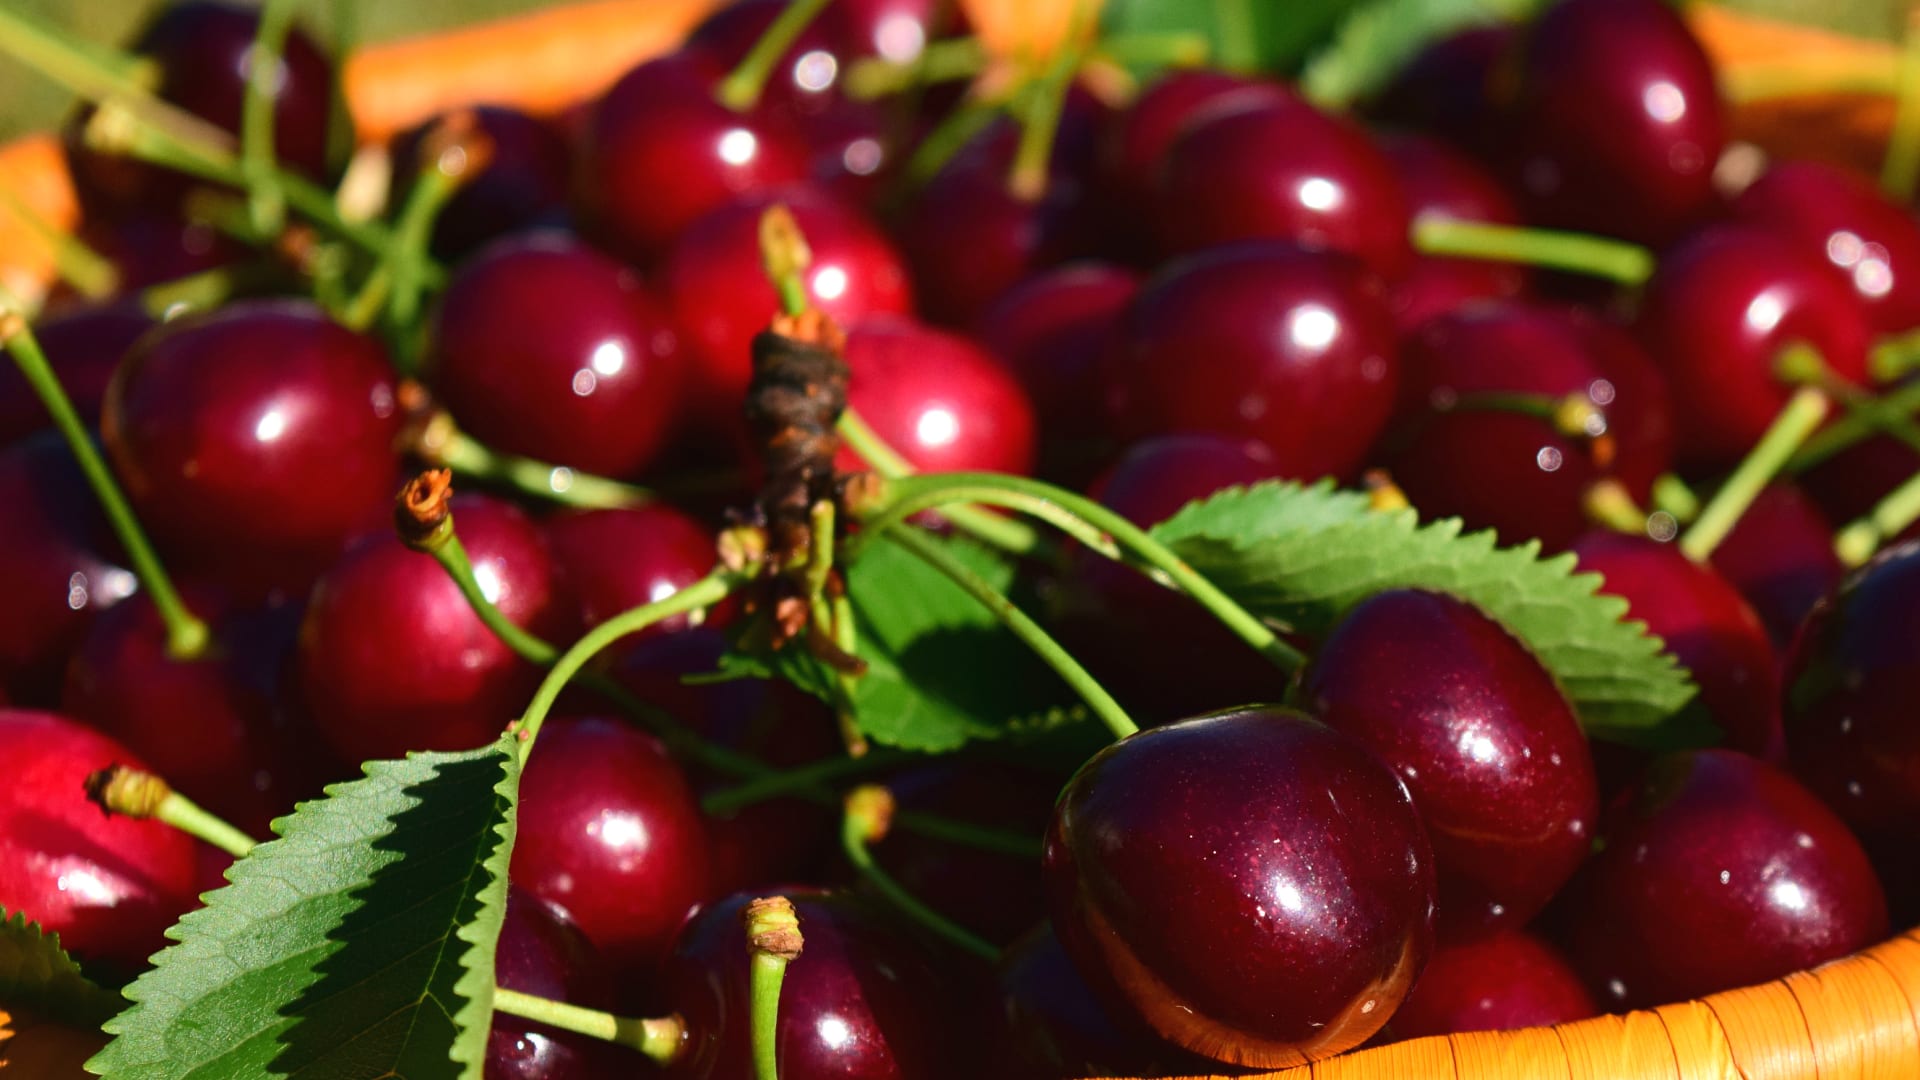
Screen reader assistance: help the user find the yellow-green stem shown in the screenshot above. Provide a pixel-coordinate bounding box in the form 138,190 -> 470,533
1680,387 -> 1832,562
492,990 -> 683,1066
1835,468 -> 1920,567
715,0 -> 837,112
240,0 -> 299,235
841,790 -> 999,961
1412,218 -> 1655,286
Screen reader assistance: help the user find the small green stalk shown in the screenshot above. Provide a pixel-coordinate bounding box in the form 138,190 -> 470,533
745,896 -> 803,1080
715,0 -> 836,112
0,303 -> 209,658
0,183 -> 118,301
1411,218 -> 1655,287
1870,326 -> 1920,383
1790,379 -> 1920,472
1584,479 -> 1650,536
836,408 -> 1056,558
341,124 -> 472,337
1008,42 -> 1081,202
85,765 -> 258,858
141,263 -> 267,319
1652,473 -> 1702,524
1884,6 -> 1920,201
419,413 -> 653,510
844,38 -> 986,100
1834,469 -> 1920,567
1679,387 -> 1832,562
841,787 -> 999,961
491,990 -> 684,1066
240,0 -> 299,236
902,96 -> 1003,189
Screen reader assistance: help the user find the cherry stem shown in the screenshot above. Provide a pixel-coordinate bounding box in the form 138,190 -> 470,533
342,121 -> 479,342
141,262 -> 268,319
1871,327 -> 1920,382
1584,479 -> 1652,536
902,95 -> 1003,189
491,990 -> 683,1066
884,523 -> 1137,739
1780,340 -> 1920,460
835,408 -> 1055,558
1883,6 -> 1920,201
745,896 -> 803,1080
239,0 -> 298,236
1835,468 -> 1920,566
845,38 -> 986,101
417,412 -> 654,510
85,764 -> 258,858
0,302 -> 210,659
1652,473 -> 1701,524
715,0 -> 836,113
1789,377 -> 1920,472
0,181 -> 118,302
1008,41 -> 1081,202
841,786 -> 1000,961
1445,390 -> 1606,438
1411,217 -> 1655,287
1679,386 -> 1832,562
1212,0 -> 1259,73
857,472 -> 1306,673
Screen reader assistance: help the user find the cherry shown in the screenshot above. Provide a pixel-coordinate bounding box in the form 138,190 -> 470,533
69,216 -> 243,300
1730,159 -> 1920,334
102,299 -> 402,572
391,107 -> 572,260
576,54 -> 809,262
545,503 -> 715,641
1382,300 -> 1674,551
1563,749 -> 1887,1009
1098,72 -> 1286,230
1383,930 -> 1597,1040
297,494 -> 564,764
1045,706 -> 1436,1068
490,888 -> 628,1080
1302,589 -> 1598,940
0,305 -> 152,449
514,716 -> 710,976
1151,96 -> 1412,276
684,0 -> 851,123
663,186 -> 911,421
1801,432 -> 1920,526
1497,0 -> 1725,245
1366,25 -> 1512,157
834,316 -> 1037,476
0,709 -> 199,972
1708,481 -> 1843,651
1635,224 -> 1873,468
1379,135 -> 1528,332
662,888 -> 968,1078
426,233 -> 685,479
1104,242 -> 1399,482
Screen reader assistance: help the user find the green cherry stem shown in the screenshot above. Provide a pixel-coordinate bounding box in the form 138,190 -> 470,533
884,523 -> 1136,740
1584,479 -> 1652,536
84,764 -> 258,858
745,896 -> 803,1080
1870,326 -> 1920,382
715,0 -> 836,112
844,38 -> 986,101
1883,6 -> 1920,201
0,302 -> 210,659
1651,473 -> 1702,524
341,119 -> 479,338
239,0 -> 299,236
1834,468 -> 1920,567
841,787 -> 999,961
1679,386 -> 1833,562
413,409 -> 654,510
836,409 -> 1057,557
1411,217 -> 1656,287
491,991 -> 685,1066
0,182 -> 119,302
1008,40 -> 1082,202
1788,378 -> 1920,472
902,94 -> 1004,190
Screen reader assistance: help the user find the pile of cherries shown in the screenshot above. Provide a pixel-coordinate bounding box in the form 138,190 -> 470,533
4,0 -> 1920,1075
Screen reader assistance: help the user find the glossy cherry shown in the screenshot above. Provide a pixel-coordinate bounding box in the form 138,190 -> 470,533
297,494 -> 564,763
1384,930 -> 1597,1040
1730,159 -> 1920,334
1635,224 -> 1872,468
991,923 -> 1208,1079
1564,749 -> 1887,1009
834,316 -> 1037,476
1302,589 -> 1598,939
545,503 -> 715,641
663,888 -> 967,1078
1497,0 -> 1724,245
490,888 -> 627,1080
1045,706 -> 1436,1068
1708,481 -> 1843,651
0,305 -> 153,448
0,709 -> 199,972
426,233 -> 684,478
1380,135 -> 1528,331
1099,73 -> 1285,226
391,106 -> 572,260
102,299 -> 402,571
1105,242 -> 1399,482
513,716 -> 710,975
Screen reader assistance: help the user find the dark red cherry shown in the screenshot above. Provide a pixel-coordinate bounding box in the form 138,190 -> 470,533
1100,73 -> 1286,224
1731,160 -> 1920,334
1380,135 -> 1528,331
1366,25 -> 1512,156
834,316 -> 1037,475
1564,749 -> 1887,1009
0,435 -> 133,705
1302,590 -> 1597,939
490,888 -> 628,1080
577,54 -> 809,262
1383,301 -> 1674,551
427,233 -> 684,478
1152,96 -> 1412,276
1708,481 -> 1843,651
297,494 -> 563,763
663,888 -> 967,1078
0,710 -> 199,972
391,106 -> 572,260
545,503 -> 715,641
0,305 -> 152,448
102,300 -> 402,570
1045,706 -> 1436,1068
1635,224 -> 1872,468
1105,243 -> 1399,482
1801,432 -> 1920,526
1572,532 -> 1782,760
1384,930 -> 1597,1040
1498,0 -> 1725,245
68,217 -> 243,300
663,186 -> 911,420
515,717 -> 710,976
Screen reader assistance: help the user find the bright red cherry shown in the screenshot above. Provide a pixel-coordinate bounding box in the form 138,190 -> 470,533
490,888 -> 628,1080
834,316 -> 1037,475
427,233 -> 684,478
391,106 -> 572,260
1105,243 -> 1399,482
991,924 -> 1210,1079
1730,160 -> 1920,334
0,305 -> 152,448
102,300 -> 402,570
1380,135 -> 1528,332
1045,707 -> 1436,1068
1384,930 -> 1598,1040
514,716 -> 710,975
297,495 -> 563,763
1564,749 -> 1887,1009
1302,590 -> 1598,940
545,503 -> 715,641
0,710 -> 199,972
1708,481 -> 1843,651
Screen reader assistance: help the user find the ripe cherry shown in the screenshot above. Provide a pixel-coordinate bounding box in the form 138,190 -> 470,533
1383,930 -> 1597,1040
1045,706 -> 1435,1068
490,888 -> 628,1080
391,107 -> 572,260
1708,481 -> 1842,651
0,305 -> 153,448
545,503 -> 715,642
1730,159 -> 1920,334
835,316 -> 1037,476
1380,135 -> 1528,332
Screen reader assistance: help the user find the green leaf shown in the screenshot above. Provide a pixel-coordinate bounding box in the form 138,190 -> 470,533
1151,481 -> 1707,747
1101,0 -> 1353,76
87,737 -> 521,1080
0,911 -> 121,1027
1300,0 -> 1541,108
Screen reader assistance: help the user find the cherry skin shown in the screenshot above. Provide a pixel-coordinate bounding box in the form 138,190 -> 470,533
391,106 -> 572,260
0,710 -> 199,972
0,304 -> 153,448
1379,135 -> 1528,332
1563,749 -> 1887,1009
1635,224 -> 1873,468
1045,706 -> 1436,1068
1105,242 -> 1399,482
545,503 -> 715,642
662,888 -> 967,1078
834,316 -> 1037,476
297,494 -> 564,764
1302,589 -> 1598,940
1383,930 -> 1598,1040
1708,480 -> 1843,652
102,299 -> 402,571
513,716 -> 711,976
1497,0 -> 1725,245
1099,72 -> 1286,227
67,216 -> 242,301
490,888 -> 627,1080
1730,159 -> 1920,334
663,185 -> 912,421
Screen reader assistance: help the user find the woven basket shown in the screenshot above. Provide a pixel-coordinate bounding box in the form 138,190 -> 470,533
0,3 -> 1914,1078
